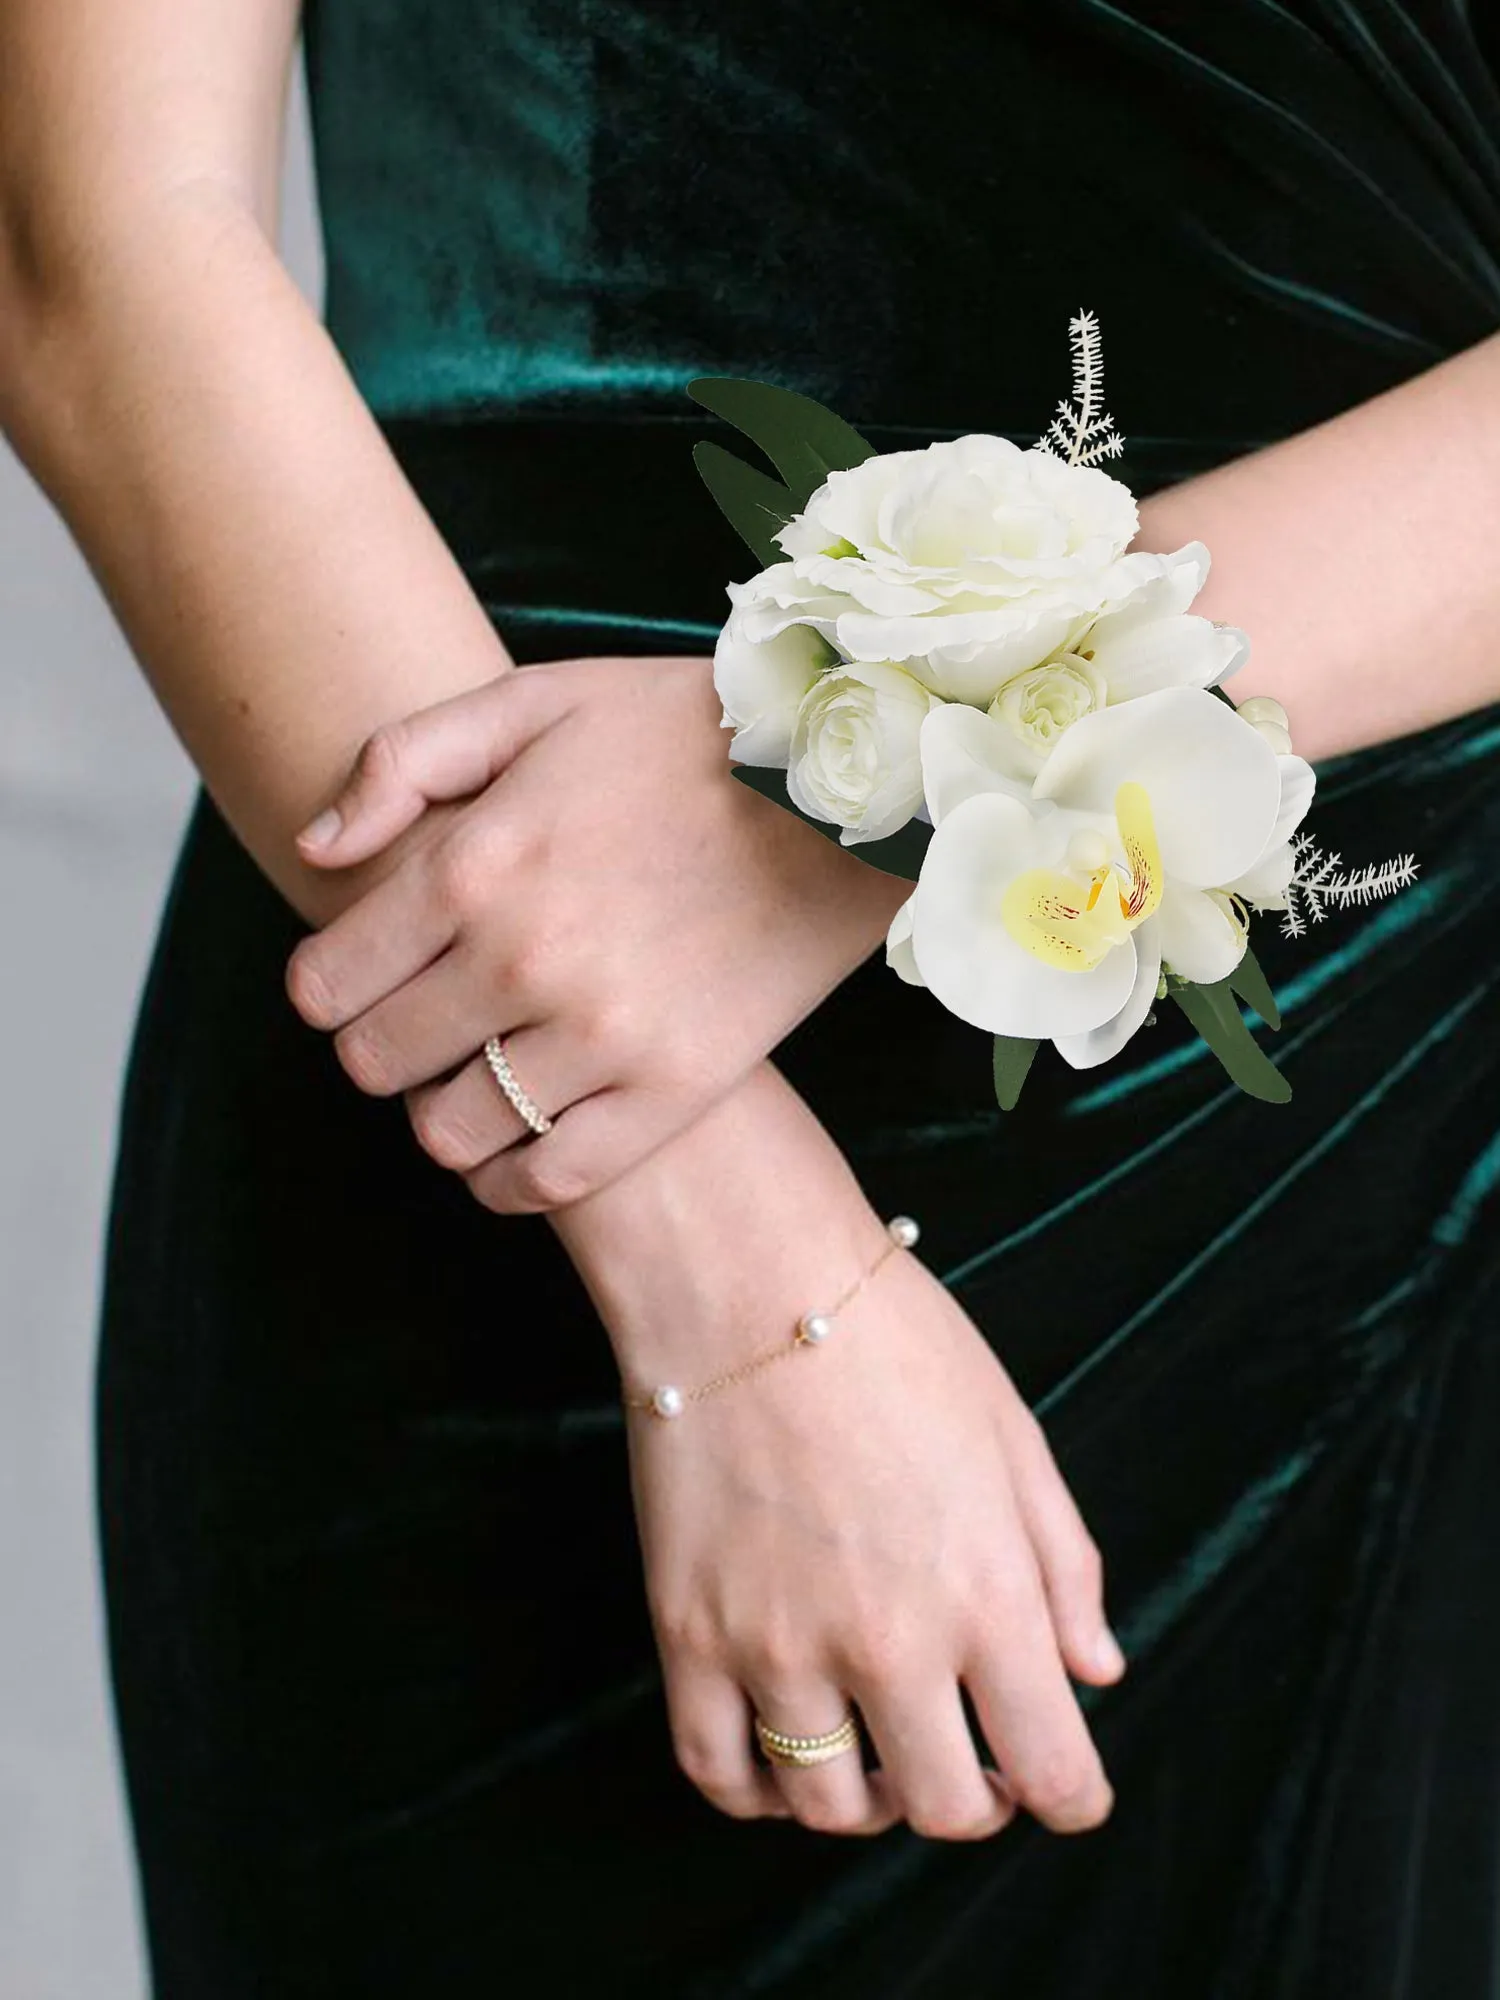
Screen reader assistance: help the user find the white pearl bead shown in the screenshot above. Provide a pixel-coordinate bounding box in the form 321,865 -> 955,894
1251,718 -> 1294,755
1235,694 -> 1289,731
651,1384 -> 685,1418
887,1214 -> 921,1249
798,1312 -> 833,1345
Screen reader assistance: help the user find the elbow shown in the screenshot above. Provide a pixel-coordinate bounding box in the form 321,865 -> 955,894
0,175 -> 94,449
0,167 -> 257,458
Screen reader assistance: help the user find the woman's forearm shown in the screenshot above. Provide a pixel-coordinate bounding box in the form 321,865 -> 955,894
0,185 -> 871,1300
1133,328 -> 1500,761
1,187 -> 514,922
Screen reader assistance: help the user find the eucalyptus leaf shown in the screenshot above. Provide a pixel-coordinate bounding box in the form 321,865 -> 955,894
687,377 -> 875,510
729,763 -> 931,880
992,1035 -> 1040,1112
1226,945 -> 1281,1031
691,440 -> 795,570
1168,978 -> 1292,1103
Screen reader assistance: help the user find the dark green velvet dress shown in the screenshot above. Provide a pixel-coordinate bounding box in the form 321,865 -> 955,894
97,4 -> 1500,1994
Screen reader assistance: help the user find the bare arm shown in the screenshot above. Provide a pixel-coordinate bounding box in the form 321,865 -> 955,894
1133,329 -> 1500,760
0,0 -> 514,919
0,0 -> 906,1218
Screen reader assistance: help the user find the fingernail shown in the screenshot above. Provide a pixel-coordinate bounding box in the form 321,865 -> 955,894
1094,1627 -> 1127,1676
299,807 -> 342,849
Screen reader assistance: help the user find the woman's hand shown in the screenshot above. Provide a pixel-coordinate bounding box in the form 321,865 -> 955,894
555,1064 -> 1126,1839
285,656 -> 907,1212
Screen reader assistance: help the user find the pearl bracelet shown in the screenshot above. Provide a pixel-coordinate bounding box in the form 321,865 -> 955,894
623,1215 -> 921,1421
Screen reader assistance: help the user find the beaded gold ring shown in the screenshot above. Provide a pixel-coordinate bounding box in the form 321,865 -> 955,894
754,1710 -> 862,1769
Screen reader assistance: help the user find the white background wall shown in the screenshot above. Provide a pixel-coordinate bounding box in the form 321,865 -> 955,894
0,57 -> 323,1998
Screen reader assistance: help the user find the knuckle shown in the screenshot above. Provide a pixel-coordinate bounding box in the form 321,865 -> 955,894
1015,1751 -> 1111,1827
356,721 -> 406,787
504,932 -> 555,1004
736,1626 -> 812,1691
672,1734 -> 737,1797
433,828 -> 497,913
407,1095 -> 485,1171
510,1148 -> 592,1213
285,946 -> 334,1026
576,993 -> 638,1067
334,1025 -> 392,1096
907,1796 -> 1001,1843
791,1792 -> 865,1838
654,1601 -> 723,1666
968,1564 -> 1042,1633
464,1163 -> 526,1218
840,1629 -> 906,1688
700,1784 -> 766,1822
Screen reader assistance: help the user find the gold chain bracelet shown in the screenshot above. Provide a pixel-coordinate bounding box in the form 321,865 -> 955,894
622,1215 -> 921,1421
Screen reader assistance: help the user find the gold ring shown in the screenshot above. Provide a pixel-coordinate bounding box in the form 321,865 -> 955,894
482,1034 -> 553,1136
754,1711 -> 861,1769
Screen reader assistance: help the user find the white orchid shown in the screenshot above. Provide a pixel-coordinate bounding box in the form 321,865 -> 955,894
887,690 -> 1315,1067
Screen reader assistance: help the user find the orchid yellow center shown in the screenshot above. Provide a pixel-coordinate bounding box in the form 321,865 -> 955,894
1001,782 -> 1163,970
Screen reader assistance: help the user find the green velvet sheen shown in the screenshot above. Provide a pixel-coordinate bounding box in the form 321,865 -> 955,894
98,4 -> 1500,1995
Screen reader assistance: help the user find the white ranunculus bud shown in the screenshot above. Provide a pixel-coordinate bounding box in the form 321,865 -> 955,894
1235,694 -> 1293,755
986,653 -> 1107,776
712,609 -> 830,767
786,662 -> 940,844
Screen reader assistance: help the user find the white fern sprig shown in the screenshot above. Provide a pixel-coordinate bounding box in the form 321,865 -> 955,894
1038,310 -> 1126,468
1279,831 -> 1419,939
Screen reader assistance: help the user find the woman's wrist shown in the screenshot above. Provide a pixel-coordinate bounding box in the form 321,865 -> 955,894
549,1062 -> 889,1383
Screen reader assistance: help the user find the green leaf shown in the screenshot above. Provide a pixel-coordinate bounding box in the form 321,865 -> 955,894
687,377 -> 875,510
1168,977 -> 1292,1103
1226,945 -> 1281,1031
729,763 -> 931,880
992,1035 -> 1040,1111
691,440 -> 795,570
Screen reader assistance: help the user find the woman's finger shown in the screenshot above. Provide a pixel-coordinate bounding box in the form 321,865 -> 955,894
854,1669 -> 1016,1843
405,1023 -> 591,1170
463,1082 -> 703,1214
746,1677 -> 892,1837
328,935 -> 521,1100
997,1402 -> 1126,1687
659,1655 -> 790,1823
295,669 -> 564,866
288,781 -> 537,1033
963,1552 -> 1115,1836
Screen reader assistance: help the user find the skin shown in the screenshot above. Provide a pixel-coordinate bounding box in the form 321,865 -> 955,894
4,0 -> 1498,1846
283,655 -> 906,1213
0,0 -> 1122,1841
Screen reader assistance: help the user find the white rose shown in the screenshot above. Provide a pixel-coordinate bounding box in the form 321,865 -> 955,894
986,653 -> 1107,777
712,607 -> 829,766
786,662 -> 940,844
738,433 -> 1143,703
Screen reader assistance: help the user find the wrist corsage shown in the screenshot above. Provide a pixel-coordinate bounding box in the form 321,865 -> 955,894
690,312 -> 1417,1109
